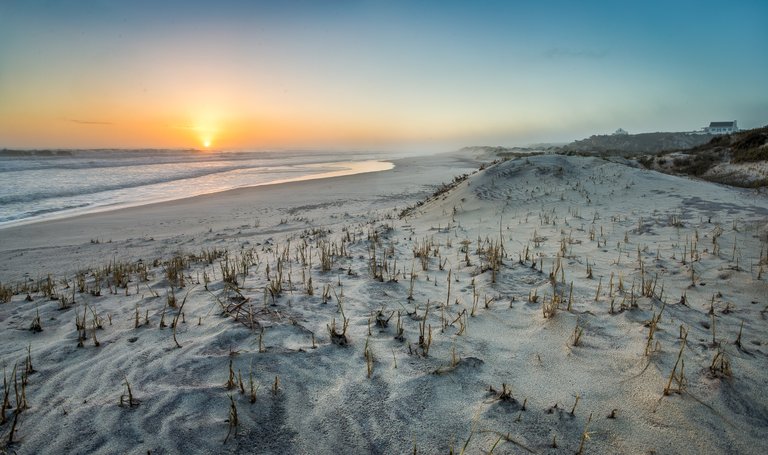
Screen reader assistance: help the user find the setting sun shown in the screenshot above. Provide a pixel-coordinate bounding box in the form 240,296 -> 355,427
203,139 -> 211,148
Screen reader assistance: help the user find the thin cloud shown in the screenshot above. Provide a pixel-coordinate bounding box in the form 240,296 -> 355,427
544,48 -> 608,59
67,119 -> 114,125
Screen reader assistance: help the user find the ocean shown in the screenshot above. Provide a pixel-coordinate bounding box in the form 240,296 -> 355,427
0,149 -> 394,227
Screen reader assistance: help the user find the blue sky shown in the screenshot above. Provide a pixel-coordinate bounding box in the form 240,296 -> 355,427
1,0 -> 766,149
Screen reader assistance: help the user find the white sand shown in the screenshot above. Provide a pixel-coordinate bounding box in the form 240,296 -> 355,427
1,152 -> 767,454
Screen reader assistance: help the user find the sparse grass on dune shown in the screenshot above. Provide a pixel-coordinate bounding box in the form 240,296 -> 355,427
0,154 -> 767,454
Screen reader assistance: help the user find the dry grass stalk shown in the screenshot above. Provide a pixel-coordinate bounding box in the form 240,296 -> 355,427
735,321 -> 744,349
1,367 -> 11,425
418,302 -> 433,356
664,333 -> 687,396
29,306 -> 43,332
572,320 -> 584,346
223,395 -> 238,444
172,291 -> 189,348
594,276 -> 602,302
394,311 -> 405,341
570,394 -> 581,415
272,375 -> 280,395
248,369 -> 258,404
576,412 -> 593,455
644,312 -> 661,356
119,375 -> 138,407
225,358 -> 236,390
364,337 -> 374,378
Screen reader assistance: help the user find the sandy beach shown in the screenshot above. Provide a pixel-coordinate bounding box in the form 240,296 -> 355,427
0,153 -> 480,281
1,151 -> 767,454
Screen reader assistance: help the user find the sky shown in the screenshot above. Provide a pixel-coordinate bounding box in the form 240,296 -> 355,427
1,0 -> 767,150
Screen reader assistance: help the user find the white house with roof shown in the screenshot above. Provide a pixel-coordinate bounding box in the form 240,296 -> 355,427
704,121 -> 738,134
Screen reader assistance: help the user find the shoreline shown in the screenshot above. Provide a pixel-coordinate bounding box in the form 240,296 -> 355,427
0,158 -> 394,230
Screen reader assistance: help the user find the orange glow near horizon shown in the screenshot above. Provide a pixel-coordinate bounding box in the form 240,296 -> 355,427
0,104 -> 504,150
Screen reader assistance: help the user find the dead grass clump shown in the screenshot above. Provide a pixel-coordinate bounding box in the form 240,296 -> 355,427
375,308 -> 394,328
319,241 -> 334,272
164,255 -> 187,288
29,307 -> 42,333
488,383 -> 514,401
542,293 -> 559,319
327,317 -> 350,346
119,375 -> 139,407
0,283 -> 12,303
709,347 -> 732,378
220,256 -> 239,286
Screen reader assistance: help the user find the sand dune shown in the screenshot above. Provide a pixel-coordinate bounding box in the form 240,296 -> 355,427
1,153 -> 767,454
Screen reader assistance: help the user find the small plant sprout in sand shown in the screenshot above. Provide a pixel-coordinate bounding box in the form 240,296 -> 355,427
258,328 -> 266,353
570,394 -> 582,416
248,368 -> 259,404
25,345 -> 35,377
572,320 -> 584,346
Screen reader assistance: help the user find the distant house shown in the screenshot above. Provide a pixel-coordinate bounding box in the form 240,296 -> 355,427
704,121 -> 738,134
613,128 -> 629,136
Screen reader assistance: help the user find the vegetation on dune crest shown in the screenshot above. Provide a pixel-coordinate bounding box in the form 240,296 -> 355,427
634,125 -> 768,187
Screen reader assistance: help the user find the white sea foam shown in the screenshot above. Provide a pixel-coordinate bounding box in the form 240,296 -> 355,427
0,149 -> 393,226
